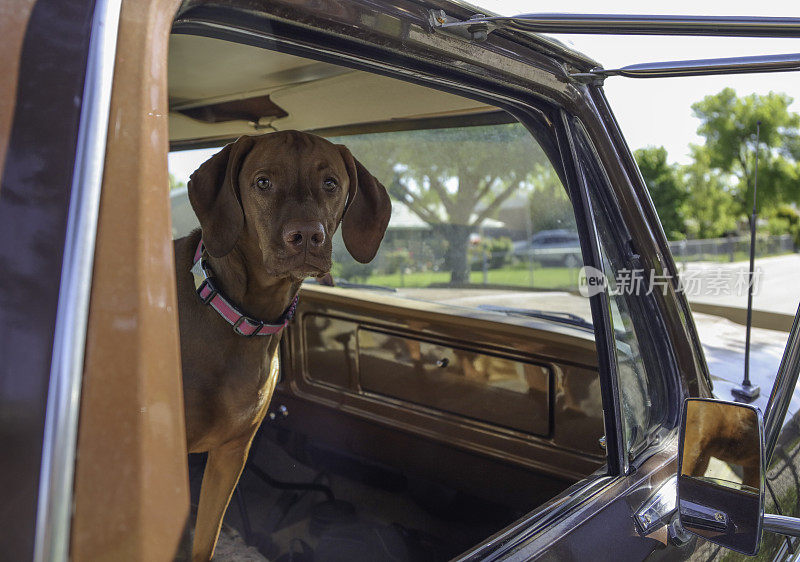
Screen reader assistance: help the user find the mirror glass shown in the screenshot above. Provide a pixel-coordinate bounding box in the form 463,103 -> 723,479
678,398 -> 765,555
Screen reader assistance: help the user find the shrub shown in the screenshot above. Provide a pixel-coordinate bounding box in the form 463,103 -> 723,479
384,249 -> 414,275
332,258 -> 374,283
469,237 -> 512,270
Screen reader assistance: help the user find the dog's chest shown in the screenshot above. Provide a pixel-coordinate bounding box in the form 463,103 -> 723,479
182,330 -> 281,451
216,337 -> 280,426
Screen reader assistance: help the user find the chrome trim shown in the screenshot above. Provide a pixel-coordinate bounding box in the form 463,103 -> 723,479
764,514 -> 800,538
436,13 -> 800,38
764,303 -> 800,465
454,475 -> 617,561
634,475 -> 677,535
572,53 -> 800,81
428,9 -> 600,69
33,0 -> 122,560
680,500 -> 728,532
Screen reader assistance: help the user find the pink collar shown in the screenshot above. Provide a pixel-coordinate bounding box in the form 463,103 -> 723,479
190,239 -> 299,337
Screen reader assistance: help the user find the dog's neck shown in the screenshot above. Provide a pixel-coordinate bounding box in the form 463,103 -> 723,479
205,244 -> 301,325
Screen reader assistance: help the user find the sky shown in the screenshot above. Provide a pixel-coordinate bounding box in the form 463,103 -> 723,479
169,1 -> 800,180
476,0 -> 800,164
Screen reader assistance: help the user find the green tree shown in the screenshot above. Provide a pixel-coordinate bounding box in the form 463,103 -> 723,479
682,147 -> 738,239
634,146 -> 688,239
527,164 -> 574,233
691,88 -> 800,219
333,123 -> 549,284
768,204 -> 800,248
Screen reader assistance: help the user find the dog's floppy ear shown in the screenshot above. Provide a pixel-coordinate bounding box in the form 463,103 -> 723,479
187,136 -> 254,257
337,146 -> 391,263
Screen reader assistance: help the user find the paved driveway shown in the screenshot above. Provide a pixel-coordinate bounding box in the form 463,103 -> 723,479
682,254 -> 800,316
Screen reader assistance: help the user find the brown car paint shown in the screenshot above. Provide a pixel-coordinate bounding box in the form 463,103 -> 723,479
70,0 -> 190,560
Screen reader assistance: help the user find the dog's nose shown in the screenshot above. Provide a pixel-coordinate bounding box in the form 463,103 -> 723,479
282,220 -> 326,251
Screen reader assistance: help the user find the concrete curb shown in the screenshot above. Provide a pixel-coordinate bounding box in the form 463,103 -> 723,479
689,301 -> 794,332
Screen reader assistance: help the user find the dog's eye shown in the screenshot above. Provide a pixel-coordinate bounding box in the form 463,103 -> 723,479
323,178 -> 338,191
256,177 -> 272,190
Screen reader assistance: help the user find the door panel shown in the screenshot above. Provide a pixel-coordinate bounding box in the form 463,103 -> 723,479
280,285 -> 605,482
458,446 -> 683,561
358,328 -> 551,436
303,314 -> 358,389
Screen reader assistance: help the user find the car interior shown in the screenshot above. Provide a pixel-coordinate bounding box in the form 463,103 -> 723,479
168,30 -> 606,561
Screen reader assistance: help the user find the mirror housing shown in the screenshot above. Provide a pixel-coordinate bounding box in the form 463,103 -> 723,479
678,398 -> 765,555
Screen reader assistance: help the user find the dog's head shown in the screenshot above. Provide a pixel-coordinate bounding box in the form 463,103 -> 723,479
187,131 -> 391,281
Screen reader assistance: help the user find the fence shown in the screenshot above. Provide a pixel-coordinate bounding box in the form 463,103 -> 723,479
331,231 -> 796,289
668,234 -> 795,265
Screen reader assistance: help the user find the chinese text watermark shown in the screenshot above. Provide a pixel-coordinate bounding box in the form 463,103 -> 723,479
578,266 -> 762,299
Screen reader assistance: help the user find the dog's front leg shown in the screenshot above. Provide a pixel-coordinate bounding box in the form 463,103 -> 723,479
192,436 -> 252,562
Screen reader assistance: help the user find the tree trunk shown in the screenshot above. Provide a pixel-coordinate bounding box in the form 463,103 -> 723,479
438,224 -> 472,285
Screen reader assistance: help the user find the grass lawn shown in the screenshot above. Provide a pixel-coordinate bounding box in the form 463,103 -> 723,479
360,248 -> 797,290
365,265 -> 580,290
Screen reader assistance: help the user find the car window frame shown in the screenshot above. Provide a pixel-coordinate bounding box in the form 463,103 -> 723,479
588,86 -> 713,402
569,117 -> 683,462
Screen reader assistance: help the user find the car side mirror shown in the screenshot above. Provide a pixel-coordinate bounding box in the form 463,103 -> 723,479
678,398 -> 765,555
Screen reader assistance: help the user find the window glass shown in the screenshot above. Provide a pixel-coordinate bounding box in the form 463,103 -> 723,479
575,122 -> 667,459
601,252 -> 653,457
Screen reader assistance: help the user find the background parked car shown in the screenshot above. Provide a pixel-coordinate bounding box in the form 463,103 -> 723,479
513,229 -> 582,267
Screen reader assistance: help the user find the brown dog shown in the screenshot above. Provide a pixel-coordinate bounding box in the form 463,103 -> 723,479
173,131 -> 391,561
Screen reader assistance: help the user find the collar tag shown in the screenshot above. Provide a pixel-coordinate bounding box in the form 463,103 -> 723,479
190,258 -> 207,290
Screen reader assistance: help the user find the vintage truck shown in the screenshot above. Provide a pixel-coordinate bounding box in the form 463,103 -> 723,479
2,0 -> 800,560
